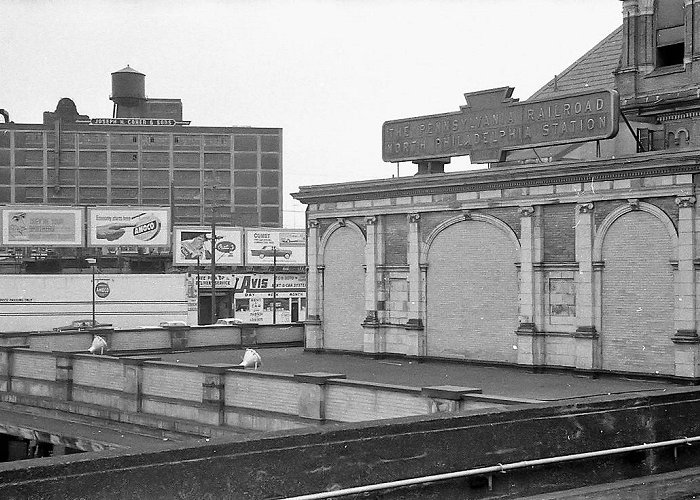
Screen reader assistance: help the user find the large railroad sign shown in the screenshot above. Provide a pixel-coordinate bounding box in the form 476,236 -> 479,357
382,87 -> 619,164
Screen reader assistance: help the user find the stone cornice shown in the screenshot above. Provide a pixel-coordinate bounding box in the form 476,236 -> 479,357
293,150 -> 700,204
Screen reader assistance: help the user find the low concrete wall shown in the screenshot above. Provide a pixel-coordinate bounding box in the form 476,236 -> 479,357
0,323 -> 304,355
2,389 -> 700,499
0,347 -> 531,435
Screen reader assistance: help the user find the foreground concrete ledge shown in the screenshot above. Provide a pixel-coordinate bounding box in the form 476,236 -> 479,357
293,372 -> 347,384
329,378 -> 422,395
463,393 -> 542,405
422,385 -> 483,400
198,363 -> 241,374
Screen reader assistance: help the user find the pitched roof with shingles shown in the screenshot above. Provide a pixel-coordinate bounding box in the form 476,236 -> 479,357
528,26 -> 622,101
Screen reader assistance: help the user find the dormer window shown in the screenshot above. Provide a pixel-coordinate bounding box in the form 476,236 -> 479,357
656,0 -> 685,67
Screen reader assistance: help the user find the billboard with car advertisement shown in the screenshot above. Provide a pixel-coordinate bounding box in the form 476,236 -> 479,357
173,226 -> 243,267
0,206 -> 83,246
244,228 -> 306,266
88,207 -> 170,247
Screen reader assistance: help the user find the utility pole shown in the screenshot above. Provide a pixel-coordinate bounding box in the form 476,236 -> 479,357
86,258 -> 97,324
272,246 -> 277,324
210,185 -> 217,324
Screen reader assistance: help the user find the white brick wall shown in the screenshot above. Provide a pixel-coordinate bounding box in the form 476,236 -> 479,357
225,373 -> 300,414
325,384 -> 426,422
142,364 -> 203,402
13,352 -> 55,381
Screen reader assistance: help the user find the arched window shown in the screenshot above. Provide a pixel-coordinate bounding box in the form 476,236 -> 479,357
656,0 -> 685,67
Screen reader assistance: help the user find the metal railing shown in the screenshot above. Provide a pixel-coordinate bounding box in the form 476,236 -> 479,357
282,435 -> 700,500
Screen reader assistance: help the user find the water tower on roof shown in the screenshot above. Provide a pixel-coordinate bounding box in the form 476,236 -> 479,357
110,65 -> 146,117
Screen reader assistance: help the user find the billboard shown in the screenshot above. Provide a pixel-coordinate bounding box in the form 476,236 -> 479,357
244,228 -> 306,266
0,207 -> 83,246
88,207 -> 170,247
173,226 -> 243,267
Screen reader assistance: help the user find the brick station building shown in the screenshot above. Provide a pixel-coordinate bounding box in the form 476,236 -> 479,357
293,0 -> 700,380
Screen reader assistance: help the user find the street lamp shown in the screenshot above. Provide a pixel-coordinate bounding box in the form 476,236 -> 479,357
86,258 -> 97,325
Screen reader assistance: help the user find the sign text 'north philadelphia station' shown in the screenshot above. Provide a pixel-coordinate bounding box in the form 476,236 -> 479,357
382,87 -> 620,164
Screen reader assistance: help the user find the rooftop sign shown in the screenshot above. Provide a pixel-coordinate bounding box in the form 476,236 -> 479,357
382,87 -> 619,164
75,118 -> 191,126
90,118 -> 176,126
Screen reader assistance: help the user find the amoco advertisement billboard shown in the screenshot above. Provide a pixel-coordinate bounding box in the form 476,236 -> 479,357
88,207 -> 170,247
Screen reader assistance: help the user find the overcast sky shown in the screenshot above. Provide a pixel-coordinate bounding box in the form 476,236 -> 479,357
2,0 -> 622,227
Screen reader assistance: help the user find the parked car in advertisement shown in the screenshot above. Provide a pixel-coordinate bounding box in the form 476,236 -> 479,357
250,246 -> 291,259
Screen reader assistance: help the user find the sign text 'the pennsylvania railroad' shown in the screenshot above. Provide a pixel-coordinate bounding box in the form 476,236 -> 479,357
382,87 -> 619,164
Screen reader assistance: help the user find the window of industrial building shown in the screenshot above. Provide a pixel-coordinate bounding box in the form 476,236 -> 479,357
142,152 -> 170,168
142,170 -> 170,187
656,0 -> 685,67
0,151 -> 8,166
208,170 -> 230,185
78,187 -> 107,203
204,153 -> 230,168
173,135 -> 200,149
173,170 -> 200,186
0,130 -> 10,148
204,135 -> 230,149
59,133 -> 75,148
110,134 -> 138,149
15,168 -> 44,185
234,135 -> 257,152
142,188 -> 170,205
111,169 -> 139,186
261,135 -> 280,152
142,135 -> 170,148
173,186 -> 200,199
0,187 -> 10,202
260,206 -> 280,224
48,186 -> 75,203
261,171 -> 279,188
111,152 -> 138,168
15,150 -> 44,167
58,151 -> 76,168
173,152 -> 199,168
261,153 -> 279,170
78,151 -> 108,167
0,167 -> 10,184
234,188 -> 258,205
57,169 -> 77,186
233,152 -> 257,170
79,170 -> 108,185
79,133 -> 108,148
14,132 -> 43,148
233,170 -> 258,187
111,188 -> 138,203
260,189 -> 278,205
16,187 -> 44,203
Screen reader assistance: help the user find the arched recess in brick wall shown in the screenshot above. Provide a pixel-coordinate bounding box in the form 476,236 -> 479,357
594,203 -> 678,375
423,215 -> 520,363
319,220 -> 366,352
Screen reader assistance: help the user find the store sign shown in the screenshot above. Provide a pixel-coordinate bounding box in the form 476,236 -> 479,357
244,228 -> 306,266
88,207 -> 170,247
382,87 -> 619,163
0,207 -> 83,246
196,273 -> 306,291
173,226 -> 243,267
